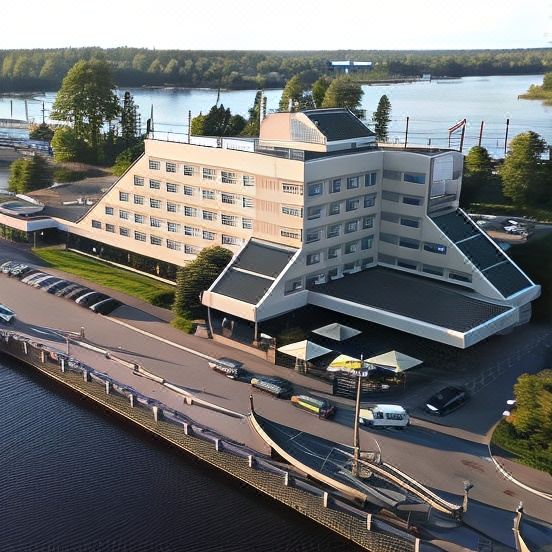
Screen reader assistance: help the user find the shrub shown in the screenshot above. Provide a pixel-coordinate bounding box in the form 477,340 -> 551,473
53,166 -> 87,183
171,317 -> 196,334
150,290 -> 175,309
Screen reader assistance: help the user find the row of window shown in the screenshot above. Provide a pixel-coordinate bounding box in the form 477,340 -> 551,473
379,233 -> 448,254
307,172 -> 378,197
305,216 -> 374,243
381,190 -> 424,206
383,170 -> 426,185
377,253 -> 471,282
380,212 -> 420,228
306,193 -> 377,220
306,235 -> 374,266
91,221 -> 243,247
148,159 -> 255,186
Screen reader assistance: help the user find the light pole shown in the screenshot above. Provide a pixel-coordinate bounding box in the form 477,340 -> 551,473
352,355 -> 370,477
462,480 -> 474,513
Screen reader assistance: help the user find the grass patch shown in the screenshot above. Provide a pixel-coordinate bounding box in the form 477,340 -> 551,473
171,316 -> 196,334
33,247 -> 175,307
468,202 -> 552,223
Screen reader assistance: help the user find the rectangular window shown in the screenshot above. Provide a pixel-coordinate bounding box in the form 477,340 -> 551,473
281,229 -> 300,239
283,183 -> 302,195
150,198 -> 161,209
380,232 -> 398,245
184,206 -> 198,217
365,172 -> 377,187
307,206 -> 322,220
242,218 -> 253,229
203,230 -> 215,240
345,241 -> 359,254
308,182 -> 323,196
345,220 -> 359,234
282,206 -> 302,217
383,169 -> 401,181
327,224 -> 340,238
305,229 -> 321,243
150,218 -> 162,228
378,253 -> 396,265
343,261 -> 360,273
150,235 -> 162,246
364,194 -> 376,208
382,190 -> 399,202
166,162 -> 177,173
243,175 -> 255,186
222,235 -> 240,245
134,175 -> 144,186
222,193 -> 235,204
202,189 -> 215,200
119,192 -> 129,202
403,195 -> 423,206
423,264 -> 444,276
167,202 -> 178,213
221,214 -> 237,226
134,214 -> 145,224
306,253 -> 321,265
285,279 -> 303,294
167,240 -> 181,251
397,259 -> 417,270
167,222 -> 180,233
149,179 -> 161,190
449,271 -> 472,283
330,179 -> 341,193
183,165 -> 195,176
105,224 -> 115,233
221,171 -> 237,184
399,237 -> 420,249
149,160 -> 160,170
91,220 -> 101,229
424,242 -> 447,254
184,226 -> 199,237
329,202 -> 340,215
362,216 -> 374,229
400,217 -> 420,228
134,231 -> 146,242
361,235 -> 374,250
346,197 -> 360,212
105,206 -> 114,215
183,185 -> 194,196
381,212 -> 400,223
202,210 -> 215,221
242,196 -> 254,208
202,168 -> 216,180
404,173 -> 426,184
184,245 -> 199,255
119,227 -> 130,237
133,195 -> 144,205
119,210 -> 129,220
347,176 -> 360,190
362,257 -> 374,269
166,182 -> 178,193
328,246 -> 340,259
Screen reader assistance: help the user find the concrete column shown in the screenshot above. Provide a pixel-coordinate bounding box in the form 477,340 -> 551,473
40,350 -> 46,363
366,513 -> 372,530
61,358 -> 65,373
129,394 -> 135,408
152,406 -> 159,422
414,538 -> 420,552
323,492 -> 329,508
248,455 -> 255,468
215,438 -> 221,452
183,422 -> 193,435
83,370 -> 89,382
105,381 -> 111,394
23,342 -> 27,355
284,472 -> 289,486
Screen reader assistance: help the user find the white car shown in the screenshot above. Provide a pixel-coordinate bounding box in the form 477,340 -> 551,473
0,304 -> 16,324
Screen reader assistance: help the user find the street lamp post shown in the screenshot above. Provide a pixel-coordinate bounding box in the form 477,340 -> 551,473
352,355 -> 371,477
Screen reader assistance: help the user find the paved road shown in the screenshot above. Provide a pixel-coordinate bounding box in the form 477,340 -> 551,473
1,241 -> 551,546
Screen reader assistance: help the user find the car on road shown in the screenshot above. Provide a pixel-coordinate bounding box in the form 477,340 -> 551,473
43,279 -> 71,294
424,386 -> 468,416
22,272 -> 49,285
209,357 -> 245,379
89,298 -> 122,315
75,291 -> 110,307
64,286 -> 92,301
359,404 -> 410,428
0,303 -> 16,324
250,375 -> 293,398
290,394 -> 336,418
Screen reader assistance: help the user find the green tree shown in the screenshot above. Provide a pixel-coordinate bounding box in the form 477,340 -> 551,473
372,94 -> 391,142
543,72 -> 552,91
120,91 -> 140,147
191,104 -> 246,137
172,246 -> 233,319
51,126 -> 86,162
279,75 -> 305,111
8,155 -> 52,193
51,60 -> 120,162
241,91 -> 266,137
311,76 -> 331,108
29,123 -> 54,142
461,146 -> 494,205
512,370 -> 552,440
321,76 -> 364,116
111,141 -> 145,176
501,131 -> 548,206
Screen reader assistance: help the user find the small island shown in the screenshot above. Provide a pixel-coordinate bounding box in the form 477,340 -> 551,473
520,73 -> 552,104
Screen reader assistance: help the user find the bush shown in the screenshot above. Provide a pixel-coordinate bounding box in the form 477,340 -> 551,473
8,155 -> 53,193
53,166 -> 87,183
111,141 -> 145,176
171,316 -> 196,334
150,290 -> 175,308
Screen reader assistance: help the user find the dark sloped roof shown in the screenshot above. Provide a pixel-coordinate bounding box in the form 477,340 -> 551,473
483,263 -> 532,298
432,210 -> 479,242
314,268 -> 511,332
303,109 -> 375,141
211,269 -> 274,305
232,240 -> 296,278
456,235 -> 504,271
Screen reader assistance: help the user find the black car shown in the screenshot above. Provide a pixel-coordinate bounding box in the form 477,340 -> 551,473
425,386 -> 468,416
250,376 -> 293,399
64,287 -> 92,301
89,298 -> 122,315
55,283 -> 81,297
76,292 -> 109,308
43,279 -> 70,293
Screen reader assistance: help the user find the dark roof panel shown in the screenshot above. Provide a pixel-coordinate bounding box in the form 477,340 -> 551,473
432,210 -> 479,242
303,109 -> 375,141
456,235 -> 504,271
314,267 -> 511,332
483,263 -> 532,298
233,240 -> 296,278
212,269 -> 274,305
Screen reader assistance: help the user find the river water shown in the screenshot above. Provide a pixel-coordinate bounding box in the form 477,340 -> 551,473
0,356 -> 358,551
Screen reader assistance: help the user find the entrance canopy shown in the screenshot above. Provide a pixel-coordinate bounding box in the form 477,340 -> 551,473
277,340 -> 333,361
365,351 -> 422,373
312,322 -> 361,341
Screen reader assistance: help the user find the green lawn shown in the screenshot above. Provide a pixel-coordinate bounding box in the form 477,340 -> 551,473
33,247 -> 175,308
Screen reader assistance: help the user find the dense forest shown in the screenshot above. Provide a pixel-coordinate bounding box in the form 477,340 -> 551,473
0,47 -> 551,92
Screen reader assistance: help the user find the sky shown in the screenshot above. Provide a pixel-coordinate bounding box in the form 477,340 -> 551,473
1,0 -> 550,50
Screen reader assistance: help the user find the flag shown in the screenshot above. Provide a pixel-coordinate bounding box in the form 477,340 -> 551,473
448,119 -> 466,134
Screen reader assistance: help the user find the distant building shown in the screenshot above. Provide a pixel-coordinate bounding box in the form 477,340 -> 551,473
327,61 -> 373,74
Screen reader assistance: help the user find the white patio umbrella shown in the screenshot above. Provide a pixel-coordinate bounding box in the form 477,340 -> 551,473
312,323 -> 361,342
365,351 -> 422,373
277,340 -> 333,361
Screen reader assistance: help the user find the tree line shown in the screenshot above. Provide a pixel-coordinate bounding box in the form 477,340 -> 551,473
1,47 -> 551,92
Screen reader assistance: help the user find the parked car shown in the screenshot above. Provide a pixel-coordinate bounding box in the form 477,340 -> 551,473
0,303 -> 16,324
424,386 -> 468,416
19,269 -> 42,283
89,298 -> 122,315
44,279 -> 71,294
1,261 -> 17,273
10,264 -> 32,278
209,357 -> 245,379
250,376 -> 293,399
291,394 -> 336,418
64,286 -> 92,301
55,283 -> 81,297
75,291 -> 109,307
22,272 -> 49,285
359,405 -> 410,429
33,276 -> 59,289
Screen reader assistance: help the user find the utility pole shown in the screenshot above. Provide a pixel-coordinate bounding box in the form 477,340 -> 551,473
187,110 -> 192,143
352,355 -> 364,477
459,124 -> 466,152
42,102 -> 46,124
404,117 -> 409,148
478,121 -> 484,147
504,118 -> 510,156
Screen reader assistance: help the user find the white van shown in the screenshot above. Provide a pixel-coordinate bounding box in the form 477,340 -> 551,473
359,404 -> 410,429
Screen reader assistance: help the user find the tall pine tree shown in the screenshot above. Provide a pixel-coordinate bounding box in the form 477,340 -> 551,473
373,95 -> 391,142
